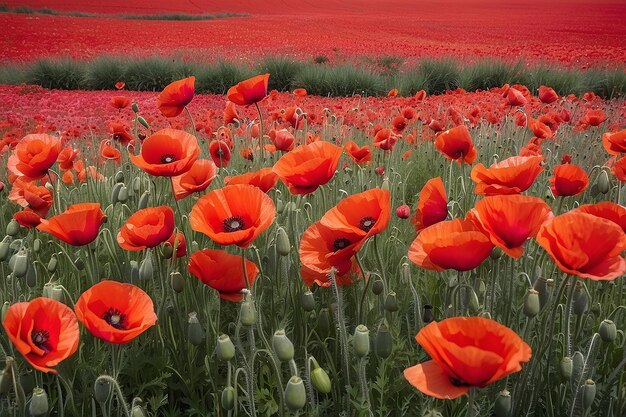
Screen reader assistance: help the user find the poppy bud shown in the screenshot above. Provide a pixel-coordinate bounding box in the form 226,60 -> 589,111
276,198 -> 284,214
384,291 -> 399,312
272,330 -> 295,362
6,220 -> 19,237
372,278 -> 384,295
597,170 -> 610,194
137,116 -> 150,129
119,185 -> 130,204
284,376 -> 306,411
170,271 -> 184,293
301,291 -> 315,312
573,286 -> 588,315
276,227 -> 291,256
396,204 -> 411,219
187,312 -> 204,346
46,254 -> 58,273
191,241 -> 200,253
221,386 -> 236,410
161,242 -> 173,259
0,237 -> 11,261
533,275 -> 548,309
375,166 -> 385,177
598,319 -> 617,343
239,297 -> 257,326
115,170 -> 125,183
94,377 -> 112,403
131,400 -> 147,417
381,177 -> 390,190
317,308 -> 331,336
33,239 -> 41,254
0,358 -> 14,395
523,289 -> 540,318
29,387 -> 49,417
582,379 -> 596,410
132,176 -> 141,193
490,246 -> 503,260
1,302 -> 9,323
375,321 -> 392,358
131,102 -> 139,113
10,249 -> 29,278
353,324 -> 370,358
129,260 -> 139,284
467,288 -> 480,313
309,357 -> 331,394
138,191 -> 150,210
110,182 -> 124,205
494,389 -> 511,417
25,263 -> 37,288
559,356 -> 573,380
216,334 -> 236,362
423,304 -> 434,323
139,252 -> 153,281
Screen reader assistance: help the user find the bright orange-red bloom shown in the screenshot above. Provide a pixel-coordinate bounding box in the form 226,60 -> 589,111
209,139 -> 231,168
9,134 -> 61,179
13,209 -> 43,228
223,101 -> 240,125
612,156 -> 626,182
574,202 -> 626,233
188,249 -> 259,301
227,74 -> 269,106
602,129 -> 626,155
392,115 -> 407,134
269,129 -> 295,152
129,128 -> 199,177
538,85 -> 559,104
435,125 -> 477,164
550,163 -> 589,196
165,231 -> 187,258
171,159 -> 218,200
300,259 -> 361,288
109,122 -> 134,146
387,88 -> 398,97
224,167 -> 279,193
3,297 -> 79,373
408,219 -> 494,271
536,212 -> 626,280
8,177 -> 53,217
37,203 -> 106,246
528,118 -> 553,139
273,141 -> 342,195
117,206 -> 175,251
506,87 -> 527,106
156,76 -> 195,117
404,317 -> 531,399
320,188 -> 390,239
57,147 -> 80,171
74,280 -> 157,344
110,96 -> 130,110
373,128 -> 398,151
100,141 -> 121,164
467,195 -> 553,258
411,177 -> 448,232
582,109 -> 606,127
190,184 -> 275,248
344,141 -> 371,165
293,88 -> 307,97
470,155 -> 544,195
115,81 -> 125,90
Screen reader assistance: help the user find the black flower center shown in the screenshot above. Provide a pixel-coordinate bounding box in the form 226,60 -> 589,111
31,329 -> 51,353
102,308 -> 128,330
333,238 -> 351,251
223,216 -> 245,232
160,154 -> 177,164
359,216 -> 376,232
449,377 -> 470,387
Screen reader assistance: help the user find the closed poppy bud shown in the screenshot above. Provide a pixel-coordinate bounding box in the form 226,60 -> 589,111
467,288 -> 480,313
276,198 -> 284,214
131,400 -> 147,417
533,275 -> 548,309
560,356 -> 573,380
161,242 -> 173,259
384,291 -> 399,312
131,102 -> 139,113
139,252 -> 154,281
272,329 -> 294,362
45,253 -> 57,273
132,177 -> 141,193
110,182 -> 124,205
317,308 -> 331,335
25,263 -> 37,288
117,185 -> 129,203
129,260 -> 139,284
239,297 -> 257,326
375,322 -> 392,358
490,246 -> 503,260
284,376 -> 306,411
381,177 -> 390,190
494,389 -> 511,417
221,386 -> 235,410
187,312 -> 204,346
115,170 -> 125,183
137,116 -> 150,129
33,239 -> 41,254
423,304 -> 434,323
138,191 -> 150,210
396,204 -> 411,219
309,356 -> 331,394
599,319 -> 617,342
0,358 -> 13,395
523,289 -> 540,318
94,377 -> 112,403
170,271 -> 184,293
597,170 -> 610,194
191,241 -> 200,253
216,334 -> 236,362
6,219 -> 19,237
29,387 -> 49,417
301,291 -> 315,312
353,324 -> 370,358
591,302 -> 601,316
276,227 -> 290,256
0,237 -> 10,261
372,279 -> 384,295
583,379 -> 596,410
10,249 -> 29,278
573,286 -> 588,315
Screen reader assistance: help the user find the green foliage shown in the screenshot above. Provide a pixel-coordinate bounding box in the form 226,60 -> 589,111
458,59 -> 527,91
195,61 -> 254,94
26,58 -> 87,89
123,57 -> 184,91
84,56 -> 127,90
255,56 -> 303,91
293,64 -> 385,96
418,58 -> 460,94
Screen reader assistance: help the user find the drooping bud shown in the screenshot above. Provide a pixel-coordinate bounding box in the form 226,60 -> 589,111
598,319 -> 617,343
375,321 -> 392,358
187,312 -> 204,346
490,246 -> 503,260
129,260 -> 139,284
110,182 -> 124,205
284,376 -> 306,411
117,185 -> 129,204
597,170 -> 610,194
131,102 -> 139,113
10,249 -> 29,278
582,379 -> 596,410
6,219 -> 20,237
137,116 -> 150,129
33,239 -> 41,254
317,308 -> 331,336
309,357 -> 331,394
29,387 -> 49,417
276,227 -> 291,256
301,291 -> 315,312
467,288 -> 480,313
131,399 -> 148,417
216,334 -> 236,362
0,357 -> 14,395
384,291 -> 399,312
170,271 -> 184,293
114,170 -> 125,183
533,274 -> 548,309
221,386 -> 236,410
137,191 -> 150,210
272,330 -> 295,362
139,251 -> 153,281
353,324 -> 370,358
372,279 -> 384,295
25,263 -> 37,288
573,284 -> 588,316
47,254 -> 58,273
423,304 -> 434,323
0,237 -> 11,261
523,289 -> 540,318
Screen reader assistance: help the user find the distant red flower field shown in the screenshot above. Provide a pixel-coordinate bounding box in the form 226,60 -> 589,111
1,0 -> 625,67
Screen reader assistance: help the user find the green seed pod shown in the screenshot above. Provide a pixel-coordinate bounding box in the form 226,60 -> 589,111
170,271 -> 184,293
216,334 -> 236,362
129,260 -> 139,284
272,330 -> 295,362
117,185 -> 129,204
284,376 -> 306,411
384,291 -> 399,312
94,377 -> 112,403
423,304 -> 434,323
523,289 -> 540,318
138,190 -> 150,210
221,386 -> 236,410
559,356 -> 573,381
276,227 -> 291,256
47,254 -> 58,273
29,387 -> 49,417
11,249 -> 29,278
110,182 -> 124,205
187,312 -> 204,346
375,322 -> 392,358
490,246 -> 503,260
494,389 -> 511,417
0,358 -> 14,395
50,286 -> 64,303
137,116 -> 150,129
42,283 -> 54,298
25,263 -> 37,288
239,297 -> 257,326
573,286 -> 588,316
381,177 -> 390,191
0,237 -> 11,261
372,279 -> 384,295
74,257 -> 85,271
6,219 -> 20,237
33,239 -> 41,254
131,102 -> 139,113
301,291 -> 315,312
309,357 -> 331,394
599,319 -> 617,343
353,324 -> 370,358
583,379 -> 596,410
317,308 -> 331,336
476,279 -> 486,298
597,170 -> 610,194
139,252 -> 153,281
276,198 -> 284,214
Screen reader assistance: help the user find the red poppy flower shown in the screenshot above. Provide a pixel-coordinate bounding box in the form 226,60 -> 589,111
320,188 -> 390,239
57,147 -> 80,171
37,203 -> 106,246
188,249 -> 259,301
602,129 -> 626,155
528,118 -> 553,139
574,202 -> 626,233
223,101 -> 240,125
115,81 -> 125,90
109,122 -> 134,146
273,141 -> 342,195
408,219 -> 494,271
190,184 -> 275,248
117,206 -> 175,251
435,125 -> 477,164
429,119 -> 445,132
100,141 -> 121,164
74,280 -> 157,344
9,134 -> 61,180
344,141 -> 371,165
165,231 -> 187,258
373,128 -> 398,151
224,167 -> 278,193
227,74 -> 270,106
171,159 -> 218,200
536,212 -> 626,280
396,204 -> 411,219
209,139 -> 232,168
392,115 -> 408,134
467,195 -> 553,258
14,209 -> 43,228
3,297 -> 79,373
8,177 -> 53,217
300,259 -> 361,288
293,88 -> 307,97
582,109 -> 606,127
470,155 -> 544,195
411,177 -> 448,232
110,96 -> 130,110
550,164 -> 589,196
156,76 -> 195,118
129,128 -> 199,177
269,129 -> 295,152
506,87 -> 527,106
612,156 -> 626,182
404,317 -> 531,399
415,90 -> 427,101
538,86 -> 559,104
387,88 -> 399,97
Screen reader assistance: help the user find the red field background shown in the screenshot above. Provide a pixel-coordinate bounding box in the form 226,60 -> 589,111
1,0 -> 625,67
